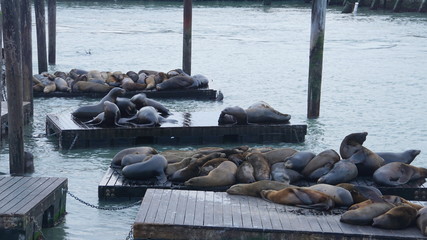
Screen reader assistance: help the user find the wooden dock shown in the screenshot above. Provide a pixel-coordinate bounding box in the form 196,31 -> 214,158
98,167 -> 427,200
46,112 -> 307,149
34,88 -> 219,100
0,176 -> 67,240
133,189 -> 427,240
0,101 -> 32,135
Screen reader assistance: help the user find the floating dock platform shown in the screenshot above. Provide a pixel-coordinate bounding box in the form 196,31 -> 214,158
34,88 -> 219,100
0,176 -> 67,240
133,189 -> 427,240
98,167 -> 427,200
1,101 -> 32,135
46,112 -> 307,149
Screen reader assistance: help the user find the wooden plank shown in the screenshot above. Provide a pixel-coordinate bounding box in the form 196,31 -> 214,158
0,177 -> 32,203
163,190 -> 181,225
212,191 -> 223,227
222,193 -> 233,227
239,195 -> 252,228
99,168 -> 114,187
183,190 -> 197,225
253,197 -> 272,229
174,190 -> 188,225
134,189 -> 155,224
193,190 -> 205,226
153,190 -> 171,224
203,191 -> 214,227
261,197 -> 282,230
227,194 -> 242,228
144,189 -> 163,223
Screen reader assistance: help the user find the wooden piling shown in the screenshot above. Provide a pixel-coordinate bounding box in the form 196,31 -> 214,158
21,0 -> 34,115
393,0 -> 403,12
47,0 -> 56,65
34,0 -> 48,73
370,0 -> 380,9
419,0 -> 427,12
263,0 -> 272,6
0,13 -> 3,145
182,0 -> 192,75
307,0 -> 327,119
1,0 -> 25,175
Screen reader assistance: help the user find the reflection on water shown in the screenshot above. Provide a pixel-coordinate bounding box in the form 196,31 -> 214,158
0,1 -> 426,239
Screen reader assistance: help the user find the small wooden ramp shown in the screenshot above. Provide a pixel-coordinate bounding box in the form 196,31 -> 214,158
0,177 -> 67,240
133,189 -> 427,240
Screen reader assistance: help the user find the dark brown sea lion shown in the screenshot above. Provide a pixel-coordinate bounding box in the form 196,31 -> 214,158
236,161 -> 255,183
165,157 -> 195,176
261,187 -> 335,211
339,132 -> 368,159
336,183 -> 383,204
126,71 -> 139,82
110,146 -> 158,169
226,180 -> 291,198
348,146 -> 385,176
246,153 -> 270,181
72,81 -> 113,93
84,101 -> 122,127
184,161 -> 237,187
72,87 -> 125,119
228,153 -> 245,166
116,97 -> 137,117
317,159 -> 358,185
199,158 -> 229,176
372,205 -> 418,229
307,184 -> 354,207
69,68 -> 88,79
417,207 -> 427,236
156,75 -> 194,91
271,162 -> 302,184
166,68 -> 189,78
376,149 -> 421,165
340,201 -> 396,225
218,106 -> 248,125
350,195 -> 423,211
245,101 -> 291,124
263,148 -> 298,166
121,81 -> 147,91
284,151 -> 316,171
301,149 -> 340,180
54,71 -> 68,79
130,93 -> 171,115
122,154 -> 168,183
373,162 -> 427,186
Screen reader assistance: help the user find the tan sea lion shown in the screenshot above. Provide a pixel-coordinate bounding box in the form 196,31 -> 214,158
165,157 -> 195,176
350,195 -> 423,211
184,161 -> 237,187
235,161 -> 255,183
417,207 -> 427,236
307,184 -> 354,207
159,149 -> 196,163
348,146 -> 385,176
376,149 -> 421,165
121,81 -> 147,91
317,159 -> 358,185
262,148 -> 298,166
110,146 -> 158,169
43,80 -> 56,93
373,162 -> 427,186
199,158 -> 229,176
246,153 -> 270,181
260,187 -> 335,211
72,81 -> 114,93
340,201 -> 395,225
339,132 -> 368,159
301,149 -> 340,180
226,180 -> 291,198
372,205 -> 418,229
284,151 -> 316,171
145,75 -> 157,90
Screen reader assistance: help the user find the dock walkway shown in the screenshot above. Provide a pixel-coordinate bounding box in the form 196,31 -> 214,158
133,189 -> 427,240
0,176 -> 67,240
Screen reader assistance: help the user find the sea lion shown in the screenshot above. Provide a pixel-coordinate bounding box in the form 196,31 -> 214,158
260,187 -> 335,211
191,74 -> 209,88
317,159 -> 358,185
228,153 -> 245,166
284,151 -> 316,171
87,70 -> 103,81
336,183 -> 383,204
84,101 -> 122,127
340,201 -> 396,225
72,81 -> 113,93
199,158 -> 229,176
165,157 -> 195,176
184,161 -> 237,187
166,68 -> 189,78
218,106 -> 248,125
373,162 -> 427,186
54,77 -> 71,92
301,149 -> 340,180
372,205 -> 418,229
110,146 -> 158,168
339,132 -> 368,159
43,80 -> 56,93
262,148 -> 298,166
138,69 -> 159,76
235,161 -> 256,183
227,180 -> 291,198
350,195 -> 423,211
154,72 -> 167,84
118,106 -> 177,127
126,71 -> 139,82
417,207 -> 427,236
307,184 -> 354,207
376,149 -> 421,165
122,154 -> 168,183
72,87 -> 125,119
160,150 -> 197,163
54,71 -> 68,80
121,153 -> 151,167
116,97 -> 137,117
137,72 -> 147,84
156,75 -> 194,91
246,153 -> 270,181
271,162 -> 302,184
130,93 -> 171,115
245,101 -> 291,124
348,146 -> 385,176
69,68 -> 88,79
145,75 -> 157,90
121,82 -> 147,91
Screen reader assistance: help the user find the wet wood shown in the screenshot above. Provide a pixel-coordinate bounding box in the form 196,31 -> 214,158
307,0 -> 326,119
133,189 -> 427,240
20,0 -> 34,115
34,0 -> 48,73
393,0 -> 403,12
1,101 -> 33,136
182,0 -> 192,75
1,0 -> 25,175
371,0 -> 380,10
419,0 -> 427,12
0,15 -> 3,144
47,0 -> 56,64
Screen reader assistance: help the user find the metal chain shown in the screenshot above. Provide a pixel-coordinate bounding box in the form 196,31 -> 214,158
67,191 -> 141,211
125,225 -> 134,240
31,216 -> 46,240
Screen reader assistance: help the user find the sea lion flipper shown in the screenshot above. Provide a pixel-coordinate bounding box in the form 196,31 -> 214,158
156,173 -> 168,184
348,149 -> 366,164
292,189 -> 314,205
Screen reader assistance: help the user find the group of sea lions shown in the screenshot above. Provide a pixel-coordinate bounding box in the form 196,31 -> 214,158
72,88 -> 177,127
33,68 -> 209,94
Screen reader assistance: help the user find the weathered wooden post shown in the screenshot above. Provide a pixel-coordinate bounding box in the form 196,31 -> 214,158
1,0 -> 26,175
0,13 -> 3,145
48,0 -> 56,65
21,0 -> 34,115
307,0 -> 327,119
370,0 -> 380,9
34,0 -> 48,73
182,0 -> 192,75
263,0 -> 272,6
393,0 -> 403,12
419,0 -> 427,12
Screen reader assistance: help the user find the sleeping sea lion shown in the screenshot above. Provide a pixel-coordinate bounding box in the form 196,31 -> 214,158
218,106 -> 248,125
301,149 -> 340,180
226,180 -> 291,198
156,75 -> 194,91
340,201 -> 396,225
307,184 -> 354,207
118,106 -> 177,127
121,153 -> 151,167
336,183 -> 383,204
165,157 -> 195,176
372,205 -> 418,229
246,153 -> 270,181
199,158 -> 230,176
339,132 -> 368,159
262,148 -> 298,166
317,159 -> 358,185
417,207 -> 427,236
376,149 -> 421,165
271,162 -> 302,184
54,77 -> 71,92
373,162 -> 427,186
235,161 -> 256,183
130,93 -> 171,115
284,151 -> 316,171
110,146 -> 158,168
122,154 -> 168,183
245,101 -> 291,124
184,161 -> 237,187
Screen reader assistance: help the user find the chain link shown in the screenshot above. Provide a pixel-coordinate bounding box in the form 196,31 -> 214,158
125,225 -> 134,240
67,191 -> 141,211
31,216 -> 46,240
